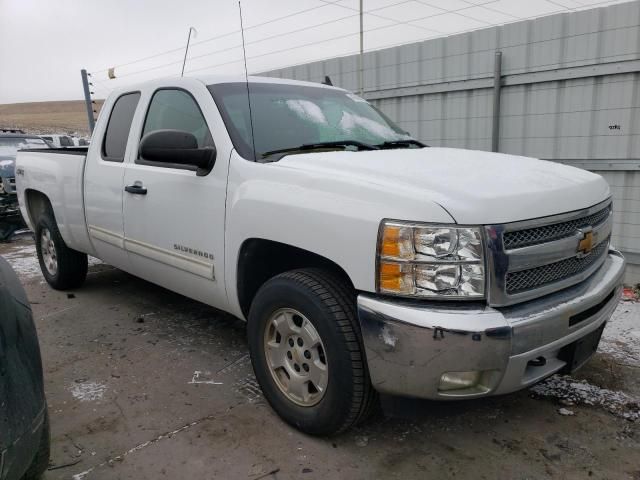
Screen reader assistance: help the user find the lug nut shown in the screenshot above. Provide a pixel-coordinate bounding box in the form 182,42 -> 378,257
304,350 -> 311,359
294,364 -> 300,372
288,338 -> 294,347
303,363 -> 309,372
297,338 -> 304,347
287,351 -> 292,360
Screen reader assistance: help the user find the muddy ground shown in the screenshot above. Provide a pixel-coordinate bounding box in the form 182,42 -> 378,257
2,233 -> 639,480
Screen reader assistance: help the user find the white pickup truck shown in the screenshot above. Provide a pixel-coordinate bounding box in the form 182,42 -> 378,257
16,75 -> 625,435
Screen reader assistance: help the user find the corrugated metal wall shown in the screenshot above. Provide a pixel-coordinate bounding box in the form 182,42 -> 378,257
262,1 -> 640,285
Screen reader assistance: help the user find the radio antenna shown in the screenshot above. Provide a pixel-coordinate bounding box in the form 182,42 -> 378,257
238,1 -> 257,161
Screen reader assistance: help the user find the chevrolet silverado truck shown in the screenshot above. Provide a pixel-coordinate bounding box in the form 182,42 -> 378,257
15,76 -> 626,435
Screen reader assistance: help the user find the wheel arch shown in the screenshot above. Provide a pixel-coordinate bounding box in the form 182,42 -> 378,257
23,189 -> 54,229
236,238 -> 354,319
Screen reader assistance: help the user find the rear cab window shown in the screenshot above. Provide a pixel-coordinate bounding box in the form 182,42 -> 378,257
102,92 -> 141,162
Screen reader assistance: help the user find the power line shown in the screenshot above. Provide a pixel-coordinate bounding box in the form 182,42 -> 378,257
90,0 -> 628,85
186,1 -> 516,75
90,0 -> 349,74
90,0 -> 498,78
95,0 -> 420,79
258,0 -> 631,85
316,0 -> 445,34
109,0 -> 422,80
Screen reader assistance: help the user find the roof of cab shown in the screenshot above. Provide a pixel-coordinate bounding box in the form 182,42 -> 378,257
109,74 -> 345,97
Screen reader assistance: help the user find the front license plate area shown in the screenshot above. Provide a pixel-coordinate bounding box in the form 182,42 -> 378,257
559,323 -> 606,373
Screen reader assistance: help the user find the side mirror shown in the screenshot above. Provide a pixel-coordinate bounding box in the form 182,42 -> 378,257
139,129 -> 216,176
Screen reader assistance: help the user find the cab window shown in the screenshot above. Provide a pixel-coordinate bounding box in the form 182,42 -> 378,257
102,92 -> 141,162
141,89 -> 213,150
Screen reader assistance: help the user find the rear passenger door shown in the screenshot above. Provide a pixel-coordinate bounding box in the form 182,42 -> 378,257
85,91 -> 140,270
122,86 -> 229,308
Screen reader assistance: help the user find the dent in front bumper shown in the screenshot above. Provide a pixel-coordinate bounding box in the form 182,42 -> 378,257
357,250 -> 626,400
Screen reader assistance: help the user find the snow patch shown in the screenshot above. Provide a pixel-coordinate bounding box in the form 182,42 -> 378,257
379,325 -> 398,348
70,382 -> 107,402
2,244 -> 42,278
188,370 -> 223,385
339,111 -> 411,141
2,242 -> 103,279
286,99 -> 327,124
599,302 -> 640,367
531,375 -> 639,421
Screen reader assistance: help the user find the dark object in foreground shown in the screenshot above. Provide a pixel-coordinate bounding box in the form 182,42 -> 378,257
0,257 -> 50,479
0,216 -> 25,242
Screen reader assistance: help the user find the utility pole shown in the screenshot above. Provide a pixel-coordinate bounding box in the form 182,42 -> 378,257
182,27 -> 197,77
491,51 -> 502,152
80,69 -> 95,134
358,0 -> 364,95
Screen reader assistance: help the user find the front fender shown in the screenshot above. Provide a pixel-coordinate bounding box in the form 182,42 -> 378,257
224,152 -> 454,319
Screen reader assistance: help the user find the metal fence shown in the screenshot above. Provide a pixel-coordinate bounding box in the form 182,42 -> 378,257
262,1 -> 640,285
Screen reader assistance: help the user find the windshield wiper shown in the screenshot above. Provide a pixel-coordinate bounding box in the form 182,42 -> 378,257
262,140 -> 378,159
375,139 -> 427,149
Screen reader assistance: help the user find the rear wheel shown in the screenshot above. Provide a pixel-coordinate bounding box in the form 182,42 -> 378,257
248,268 -> 377,435
35,212 -> 87,289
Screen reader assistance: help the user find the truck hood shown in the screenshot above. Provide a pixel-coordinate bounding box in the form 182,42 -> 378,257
276,147 -> 610,224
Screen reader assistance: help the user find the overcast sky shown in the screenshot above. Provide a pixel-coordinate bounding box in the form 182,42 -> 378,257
0,0 -> 631,104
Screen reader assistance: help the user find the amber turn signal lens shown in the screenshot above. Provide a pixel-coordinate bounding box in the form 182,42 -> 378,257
378,261 -> 415,294
381,226 -> 401,257
379,262 -> 401,291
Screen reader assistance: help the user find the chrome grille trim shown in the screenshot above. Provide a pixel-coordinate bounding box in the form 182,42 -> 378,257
505,237 -> 609,294
503,204 -> 611,250
484,198 -> 613,307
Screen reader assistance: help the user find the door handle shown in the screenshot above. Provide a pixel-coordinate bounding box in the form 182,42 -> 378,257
125,184 -> 147,195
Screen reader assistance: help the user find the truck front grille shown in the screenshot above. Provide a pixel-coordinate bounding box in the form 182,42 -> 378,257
484,199 -> 613,306
503,204 -> 611,250
505,237 -> 609,294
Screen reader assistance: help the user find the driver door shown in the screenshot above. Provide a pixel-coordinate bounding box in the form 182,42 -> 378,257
122,86 -> 228,308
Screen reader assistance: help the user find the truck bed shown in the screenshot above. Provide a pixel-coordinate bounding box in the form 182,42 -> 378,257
16,148 -> 94,255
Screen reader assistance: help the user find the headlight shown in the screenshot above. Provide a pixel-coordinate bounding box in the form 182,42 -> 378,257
377,220 -> 485,299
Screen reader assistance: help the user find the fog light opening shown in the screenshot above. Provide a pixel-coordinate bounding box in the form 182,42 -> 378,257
438,370 -> 498,394
439,371 -> 482,391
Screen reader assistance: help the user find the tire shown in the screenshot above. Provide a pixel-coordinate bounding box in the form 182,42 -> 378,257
21,411 -> 50,480
35,211 -> 87,290
248,268 -> 377,436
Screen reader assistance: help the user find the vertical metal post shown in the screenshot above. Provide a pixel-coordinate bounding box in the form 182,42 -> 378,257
491,51 -> 502,152
358,0 -> 364,95
80,69 -> 95,134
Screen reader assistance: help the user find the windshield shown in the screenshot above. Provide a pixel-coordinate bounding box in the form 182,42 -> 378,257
0,137 -> 48,157
208,82 -> 413,160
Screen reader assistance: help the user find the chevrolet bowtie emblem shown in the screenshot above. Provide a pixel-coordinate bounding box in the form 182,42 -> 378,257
577,230 -> 594,255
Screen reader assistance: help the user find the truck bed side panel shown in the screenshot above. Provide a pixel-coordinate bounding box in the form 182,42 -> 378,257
16,150 -> 94,255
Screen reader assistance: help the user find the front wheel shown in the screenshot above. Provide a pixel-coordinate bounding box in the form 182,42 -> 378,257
248,269 -> 377,435
35,213 -> 87,290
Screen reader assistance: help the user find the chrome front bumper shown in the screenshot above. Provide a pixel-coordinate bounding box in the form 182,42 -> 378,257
357,250 -> 626,400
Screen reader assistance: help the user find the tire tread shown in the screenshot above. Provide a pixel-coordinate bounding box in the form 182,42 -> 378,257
35,211 -> 87,290
272,268 -> 378,434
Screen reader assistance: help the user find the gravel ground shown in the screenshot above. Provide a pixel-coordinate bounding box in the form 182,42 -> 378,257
1,233 -> 639,480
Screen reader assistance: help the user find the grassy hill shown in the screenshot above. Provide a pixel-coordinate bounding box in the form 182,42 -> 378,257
0,100 -> 104,136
